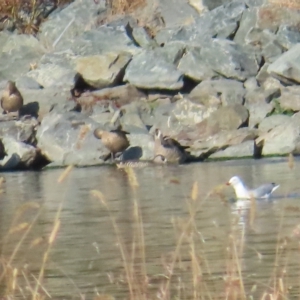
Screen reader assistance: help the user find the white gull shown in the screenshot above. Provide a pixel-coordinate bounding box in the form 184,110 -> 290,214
226,176 -> 279,199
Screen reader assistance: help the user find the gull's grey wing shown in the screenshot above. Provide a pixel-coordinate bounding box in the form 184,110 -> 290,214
251,183 -> 279,198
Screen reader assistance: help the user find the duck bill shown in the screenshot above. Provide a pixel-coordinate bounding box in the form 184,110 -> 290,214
225,182 -> 230,186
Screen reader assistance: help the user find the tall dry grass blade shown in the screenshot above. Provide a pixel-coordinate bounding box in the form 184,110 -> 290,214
249,196 -> 256,229
57,165 -> 73,183
288,153 -> 294,170
91,189 -> 135,298
33,197 -> 64,299
0,210 -> 42,282
124,167 -> 139,188
8,222 -> 30,234
32,273 -> 52,298
190,181 -> 198,202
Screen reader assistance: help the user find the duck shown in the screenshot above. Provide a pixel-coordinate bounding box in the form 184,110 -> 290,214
94,125 -> 130,161
154,129 -> 188,163
116,155 -> 167,168
1,80 -> 23,117
226,176 -> 279,199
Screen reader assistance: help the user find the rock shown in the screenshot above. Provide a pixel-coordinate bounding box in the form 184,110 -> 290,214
124,49 -> 184,90
259,114 -> 291,132
247,102 -> 274,128
256,112 -> 300,155
276,25 -> 300,50
36,111 -> 109,167
38,0 -> 107,49
27,63 -> 77,89
75,52 -> 132,89
0,136 -> 39,170
178,39 -> 258,81
244,77 -> 258,91
131,26 -> 158,48
209,140 -> 255,159
0,118 -> 38,144
155,1 -> 245,45
189,128 -> 258,157
18,88 -> 72,120
189,79 -> 245,106
56,26 -> 140,56
267,44 -> 300,84
171,98 -> 218,127
278,86 -> 300,112
123,133 -> 154,161
182,104 -> 249,141
178,47 -> 217,81
0,32 -> 44,82
16,76 -> 41,89
244,87 -> 280,105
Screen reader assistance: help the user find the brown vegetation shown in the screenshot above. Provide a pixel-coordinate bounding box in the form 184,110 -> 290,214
0,0 -> 73,34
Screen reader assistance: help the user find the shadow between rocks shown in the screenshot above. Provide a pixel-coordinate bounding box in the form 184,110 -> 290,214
122,146 -> 143,161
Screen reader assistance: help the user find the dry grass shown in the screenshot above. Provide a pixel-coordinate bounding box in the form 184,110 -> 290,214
0,0 -> 73,34
106,0 -> 146,15
268,0 -> 300,9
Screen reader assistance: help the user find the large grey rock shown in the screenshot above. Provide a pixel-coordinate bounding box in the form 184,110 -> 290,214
171,98 -> 218,126
18,88 -> 73,120
181,104 -> 249,142
0,118 -> 38,144
268,44 -> 300,84
258,114 -> 291,132
256,112 -> 300,155
247,102 -> 274,128
0,136 -> 39,170
75,52 -> 132,89
36,111 -> 109,167
27,63 -> 76,89
244,87 -> 280,105
278,86 -> 300,112
39,0 -> 106,49
0,32 -> 44,82
209,140 -> 255,159
156,1 -> 245,45
178,39 -> 258,81
189,128 -> 258,157
190,79 -> 245,106
124,49 -> 184,90
56,26 -> 140,56
276,25 -> 300,50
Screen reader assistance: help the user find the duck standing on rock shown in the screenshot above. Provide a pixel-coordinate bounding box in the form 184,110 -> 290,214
1,81 -> 23,118
154,128 -> 188,164
94,125 -> 130,161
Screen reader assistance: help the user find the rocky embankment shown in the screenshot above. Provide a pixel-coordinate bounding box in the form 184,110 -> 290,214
0,0 -> 300,169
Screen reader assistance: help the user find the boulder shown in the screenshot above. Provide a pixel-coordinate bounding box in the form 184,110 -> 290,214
247,102 -> 274,128
178,39 -> 258,81
124,49 -> 184,90
278,86 -> 300,112
268,44 -> 300,84
38,0 -> 107,49
189,79 -> 245,106
194,104 -> 249,139
0,32 -> 44,82
209,140 -> 255,159
75,52 -> 132,89
36,111 -> 109,167
258,114 -> 291,132
0,136 -> 40,170
189,128 -> 259,157
256,112 -> 300,155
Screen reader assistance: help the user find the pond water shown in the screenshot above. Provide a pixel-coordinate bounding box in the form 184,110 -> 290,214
1,157 -> 300,299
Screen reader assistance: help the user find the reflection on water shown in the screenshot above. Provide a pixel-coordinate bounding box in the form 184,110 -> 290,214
1,158 -> 300,298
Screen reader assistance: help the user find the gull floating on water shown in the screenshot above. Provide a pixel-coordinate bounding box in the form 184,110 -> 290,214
226,176 -> 280,199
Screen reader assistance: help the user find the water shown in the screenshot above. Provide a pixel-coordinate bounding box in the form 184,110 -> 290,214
1,157 -> 300,299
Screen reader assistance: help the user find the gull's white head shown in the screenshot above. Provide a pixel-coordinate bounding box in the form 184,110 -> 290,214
227,176 -> 243,187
